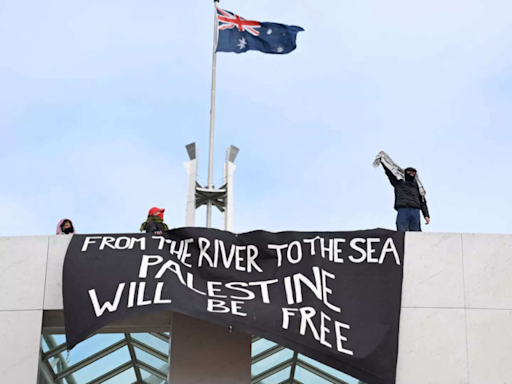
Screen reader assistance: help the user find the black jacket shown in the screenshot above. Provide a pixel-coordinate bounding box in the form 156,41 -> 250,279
140,216 -> 169,234
384,166 -> 430,218
144,220 -> 167,233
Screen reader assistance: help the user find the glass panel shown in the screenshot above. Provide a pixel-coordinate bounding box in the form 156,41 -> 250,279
49,355 -> 73,378
140,368 -> 166,384
102,367 -> 137,384
52,335 -> 67,346
294,366 -> 334,384
254,366 -> 291,384
134,347 -> 168,372
252,338 -> 277,357
298,355 -> 360,384
252,348 -> 293,376
42,335 -> 66,352
61,346 -> 131,384
49,356 -> 63,372
51,334 -> 125,374
41,336 -> 50,352
131,333 -> 169,355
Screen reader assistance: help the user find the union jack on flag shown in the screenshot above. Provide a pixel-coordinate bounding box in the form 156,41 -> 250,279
217,8 -> 261,36
216,8 -> 304,55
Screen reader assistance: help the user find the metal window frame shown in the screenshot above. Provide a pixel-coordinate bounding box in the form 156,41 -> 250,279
55,339 -> 128,381
295,358 -> 353,384
41,332 -> 171,384
131,338 -> 168,362
251,358 -> 294,384
252,344 -> 286,364
86,361 -> 133,384
250,337 -> 365,384
137,360 -> 168,380
288,352 -> 299,383
125,334 -> 143,383
149,332 -> 170,343
40,332 -> 363,384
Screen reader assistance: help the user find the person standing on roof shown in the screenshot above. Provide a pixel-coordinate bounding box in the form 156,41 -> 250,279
374,151 -> 430,232
140,207 -> 169,235
56,219 -> 76,235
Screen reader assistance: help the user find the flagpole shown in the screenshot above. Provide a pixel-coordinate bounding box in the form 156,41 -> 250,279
207,0 -> 219,228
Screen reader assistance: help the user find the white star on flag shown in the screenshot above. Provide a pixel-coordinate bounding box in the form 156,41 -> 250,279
238,37 -> 247,50
277,46 -> 284,53
267,28 -> 273,35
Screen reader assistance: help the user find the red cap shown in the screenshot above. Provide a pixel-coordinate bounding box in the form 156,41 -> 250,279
148,207 -> 165,219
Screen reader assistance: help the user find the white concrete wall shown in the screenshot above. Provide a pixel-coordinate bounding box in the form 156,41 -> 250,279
0,233 -> 511,384
397,233 -> 512,384
0,236 -> 49,384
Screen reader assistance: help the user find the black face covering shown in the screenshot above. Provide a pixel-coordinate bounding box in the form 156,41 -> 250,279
63,227 -> 74,234
404,168 -> 417,182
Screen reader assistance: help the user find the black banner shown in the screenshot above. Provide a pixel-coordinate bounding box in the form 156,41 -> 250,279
63,228 -> 404,384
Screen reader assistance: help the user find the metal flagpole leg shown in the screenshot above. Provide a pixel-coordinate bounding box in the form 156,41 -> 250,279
206,0 -> 219,228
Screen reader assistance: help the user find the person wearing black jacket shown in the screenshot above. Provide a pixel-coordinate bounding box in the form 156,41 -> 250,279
384,166 -> 430,231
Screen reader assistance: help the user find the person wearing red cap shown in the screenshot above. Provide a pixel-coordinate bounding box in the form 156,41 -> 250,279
140,207 -> 169,235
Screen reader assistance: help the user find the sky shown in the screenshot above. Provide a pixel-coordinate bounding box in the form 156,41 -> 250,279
1,0 -> 512,236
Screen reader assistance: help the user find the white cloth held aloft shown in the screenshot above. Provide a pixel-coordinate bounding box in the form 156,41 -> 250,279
373,151 -> 426,197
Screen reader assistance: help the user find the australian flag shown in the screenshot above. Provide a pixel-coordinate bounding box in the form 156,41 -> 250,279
216,8 -> 304,55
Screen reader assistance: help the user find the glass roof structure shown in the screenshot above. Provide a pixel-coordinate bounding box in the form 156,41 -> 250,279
251,337 -> 364,384
40,333 -> 169,384
39,333 -> 365,384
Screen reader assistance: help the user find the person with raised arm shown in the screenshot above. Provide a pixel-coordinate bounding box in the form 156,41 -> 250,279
374,151 -> 430,232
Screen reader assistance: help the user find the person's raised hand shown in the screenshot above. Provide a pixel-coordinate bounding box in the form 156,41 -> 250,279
425,217 -> 430,225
